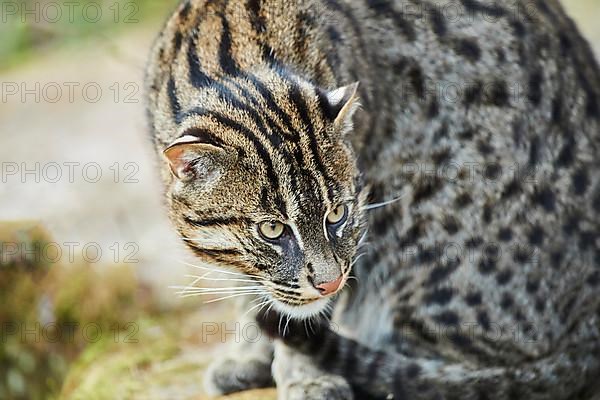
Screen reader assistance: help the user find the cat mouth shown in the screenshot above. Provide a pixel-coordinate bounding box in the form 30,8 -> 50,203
264,269 -> 350,319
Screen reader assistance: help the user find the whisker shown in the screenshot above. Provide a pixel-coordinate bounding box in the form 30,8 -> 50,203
183,274 -> 261,284
283,314 -> 292,336
171,286 -> 264,292
364,191 -> 406,211
257,299 -> 274,316
351,252 -> 368,267
357,241 -> 371,251
243,297 -> 274,318
203,292 -> 264,304
358,229 -> 369,246
177,290 -> 265,299
278,313 -> 284,336
266,302 -> 275,315
175,289 -> 265,296
304,320 -> 309,336
175,259 -> 265,279
179,273 -> 206,295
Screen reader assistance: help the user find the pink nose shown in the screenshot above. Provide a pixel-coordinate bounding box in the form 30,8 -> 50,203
315,275 -> 344,296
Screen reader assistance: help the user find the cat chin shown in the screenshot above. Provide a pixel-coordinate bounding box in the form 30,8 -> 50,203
271,297 -> 331,320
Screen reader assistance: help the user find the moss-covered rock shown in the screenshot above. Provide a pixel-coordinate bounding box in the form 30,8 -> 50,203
60,309 -> 277,400
1,221 -> 276,400
0,221 -> 157,400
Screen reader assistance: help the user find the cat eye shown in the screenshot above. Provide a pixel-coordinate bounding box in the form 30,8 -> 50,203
258,221 -> 286,240
326,204 -> 348,225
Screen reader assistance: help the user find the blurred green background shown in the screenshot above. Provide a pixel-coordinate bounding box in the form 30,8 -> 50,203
0,1 -> 598,400
1,0 -> 600,71
0,0 -> 178,70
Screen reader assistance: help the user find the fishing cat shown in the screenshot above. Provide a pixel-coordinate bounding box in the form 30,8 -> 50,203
145,0 -> 600,398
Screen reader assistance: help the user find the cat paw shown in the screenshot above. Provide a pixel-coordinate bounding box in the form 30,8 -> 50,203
279,376 -> 354,400
204,357 -> 274,395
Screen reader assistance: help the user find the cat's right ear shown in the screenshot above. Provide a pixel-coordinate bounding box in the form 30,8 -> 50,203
319,82 -> 360,136
163,133 -> 235,183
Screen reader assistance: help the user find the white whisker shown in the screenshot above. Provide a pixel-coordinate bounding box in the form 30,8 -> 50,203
171,285 -> 264,292
177,290 -> 264,299
243,297 -> 274,318
183,274 -> 260,284
266,302 -> 275,315
364,191 -> 406,211
203,292 -> 263,304
175,259 -> 262,279
351,252 -> 368,267
283,314 -> 292,336
257,299 -> 274,316
178,274 -> 205,295
358,229 -> 369,246
278,313 -> 284,336
175,289 -> 265,295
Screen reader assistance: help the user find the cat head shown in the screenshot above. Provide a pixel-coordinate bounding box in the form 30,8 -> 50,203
162,72 -> 367,318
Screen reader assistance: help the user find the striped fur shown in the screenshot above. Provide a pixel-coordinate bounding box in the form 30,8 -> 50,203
146,0 -> 600,398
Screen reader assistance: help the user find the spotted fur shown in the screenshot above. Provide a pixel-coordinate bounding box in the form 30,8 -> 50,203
146,0 -> 600,398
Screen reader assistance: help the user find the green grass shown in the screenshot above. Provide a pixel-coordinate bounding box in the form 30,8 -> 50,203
0,0 -> 178,70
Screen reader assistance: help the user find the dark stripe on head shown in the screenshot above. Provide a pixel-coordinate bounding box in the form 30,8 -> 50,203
294,11 -> 312,61
215,77 -> 301,195
167,76 -> 182,123
218,12 -> 240,76
221,75 -> 296,149
246,73 -> 300,140
181,127 -> 226,147
182,241 -> 248,269
288,81 -> 337,200
184,215 -> 248,227
173,31 -> 183,53
185,107 -> 287,215
244,0 -> 278,65
187,30 -> 211,88
194,247 -> 242,257
217,82 -> 286,151
179,68 -> 296,197
246,0 -> 266,33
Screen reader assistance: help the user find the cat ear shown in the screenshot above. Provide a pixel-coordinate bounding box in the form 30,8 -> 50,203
319,82 -> 360,134
163,132 -> 234,182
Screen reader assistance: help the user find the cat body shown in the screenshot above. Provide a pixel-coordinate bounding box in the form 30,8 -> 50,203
146,0 -> 600,398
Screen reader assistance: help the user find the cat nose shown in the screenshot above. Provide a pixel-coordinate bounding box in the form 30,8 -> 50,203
314,275 -> 344,296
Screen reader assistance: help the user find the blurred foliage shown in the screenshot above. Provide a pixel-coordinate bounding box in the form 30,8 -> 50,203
0,222 -> 161,400
0,0 -> 178,70
0,222 -> 267,400
1,0 -> 598,71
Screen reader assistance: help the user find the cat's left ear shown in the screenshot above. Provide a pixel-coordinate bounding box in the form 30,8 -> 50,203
162,133 -> 235,184
319,82 -> 360,135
